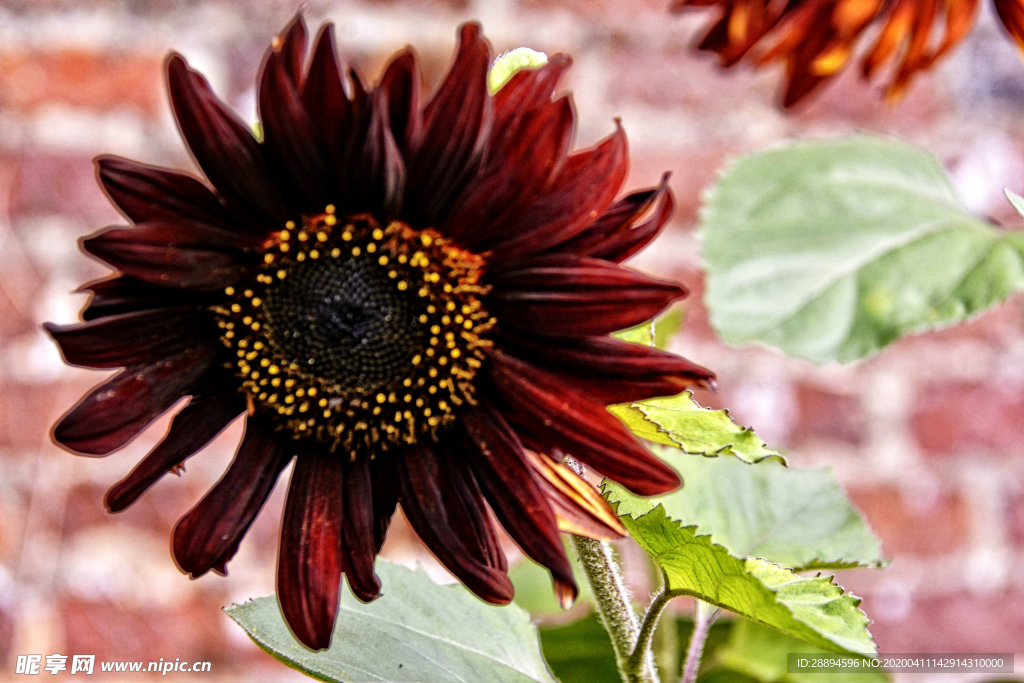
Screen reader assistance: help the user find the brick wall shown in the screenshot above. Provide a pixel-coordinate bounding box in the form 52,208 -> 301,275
1,0 -> 1023,679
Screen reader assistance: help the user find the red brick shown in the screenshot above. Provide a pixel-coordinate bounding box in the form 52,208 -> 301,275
0,50 -> 163,115
0,382 -> 68,449
867,592 -> 1024,652
60,596 -> 231,665
792,383 -> 865,446
911,381 -> 1024,457
10,155 -> 122,225
1006,481 -> 1024,547
848,486 -> 968,556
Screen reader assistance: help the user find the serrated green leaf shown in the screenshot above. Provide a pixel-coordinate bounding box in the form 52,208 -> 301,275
225,560 -> 557,683
610,392 -> 785,465
607,452 -> 883,571
607,503 -> 875,656
702,135 -> 1024,363
488,48 -> 548,93
713,619 -> 888,683
613,307 -> 686,349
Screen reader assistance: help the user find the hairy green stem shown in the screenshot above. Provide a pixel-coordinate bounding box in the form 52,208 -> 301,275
681,601 -> 718,683
564,456 -> 658,683
627,589 -> 673,676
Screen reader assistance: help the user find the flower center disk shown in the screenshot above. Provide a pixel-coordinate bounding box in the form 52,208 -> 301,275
214,210 -> 493,458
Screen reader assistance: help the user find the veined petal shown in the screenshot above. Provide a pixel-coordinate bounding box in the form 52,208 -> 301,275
444,96 -> 575,243
498,331 -> 715,403
259,46 -> 330,212
460,406 -> 576,607
487,255 -> 686,338
82,222 -> 261,291
105,386 -> 245,512
78,275 -> 214,321
278,451 -> 344,651
53,345 -> 217,456
378,49 -> 423,157
394,445 -> 513,604
173,419 -> 292,578
167,53 -> 289,227
488,351 -> 681,496
479,124 -> 628,260
96,156 -> 247,233
340,457 -> 383,603
522,448 -> 625,540
302,23 -> 353,189
45,308 -> 212,369
403,23 -> 491,227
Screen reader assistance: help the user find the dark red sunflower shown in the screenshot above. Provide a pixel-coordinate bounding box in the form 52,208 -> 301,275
46,16 -> 714,650
672,0 -> 1024,106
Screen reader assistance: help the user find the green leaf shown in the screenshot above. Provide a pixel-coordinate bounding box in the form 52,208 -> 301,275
609,392 -> 785,465
701,135 -> 1024,363
608,452 -> 883,571
712,619 -> 889,683
613,306 -> 685,349
604,503 -> 876,655
225,560 -> 557,683
488,48 -> 548,93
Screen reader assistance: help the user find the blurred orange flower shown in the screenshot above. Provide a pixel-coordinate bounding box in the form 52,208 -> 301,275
672,0 -> 1024,105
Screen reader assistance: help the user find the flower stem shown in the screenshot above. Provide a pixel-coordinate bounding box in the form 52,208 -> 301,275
627,589 -> 673,676
680,601 -> 718,683
564,456 -> 658,683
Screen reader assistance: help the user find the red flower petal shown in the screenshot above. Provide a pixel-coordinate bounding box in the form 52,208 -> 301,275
371,459 -> 399,553
491,54 -> 572,133
560,174 -> 674,263
53,345 -> 217,456
521,448 -> 625,540
378,49 -> 423,157
302,24 -> 354,187
995,0 -> 1024,53
274,12 -> 308,86
488,255 -> 686,338
278,451 -> 344,651
78,275 -> 213,321
339,457 -> 383,603
444,96 -> 574,244
403,23 -> 491,226
344,88 -> 405,214
480,124 -> 627,260
95,156 -> 247,233
394,444 -> 513,604
166,53 -> 289,227
488,351 -> 681,496
105,387 -> 245,512
498,332 -> 715,403
259,46 -> 330,212
461,406 -> 577,607
173,419 -> 292,577
82,222 -> 260,291
45,308 -> 211,369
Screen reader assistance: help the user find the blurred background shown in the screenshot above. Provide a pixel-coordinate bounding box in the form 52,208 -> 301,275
1,0 -> 1024,680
